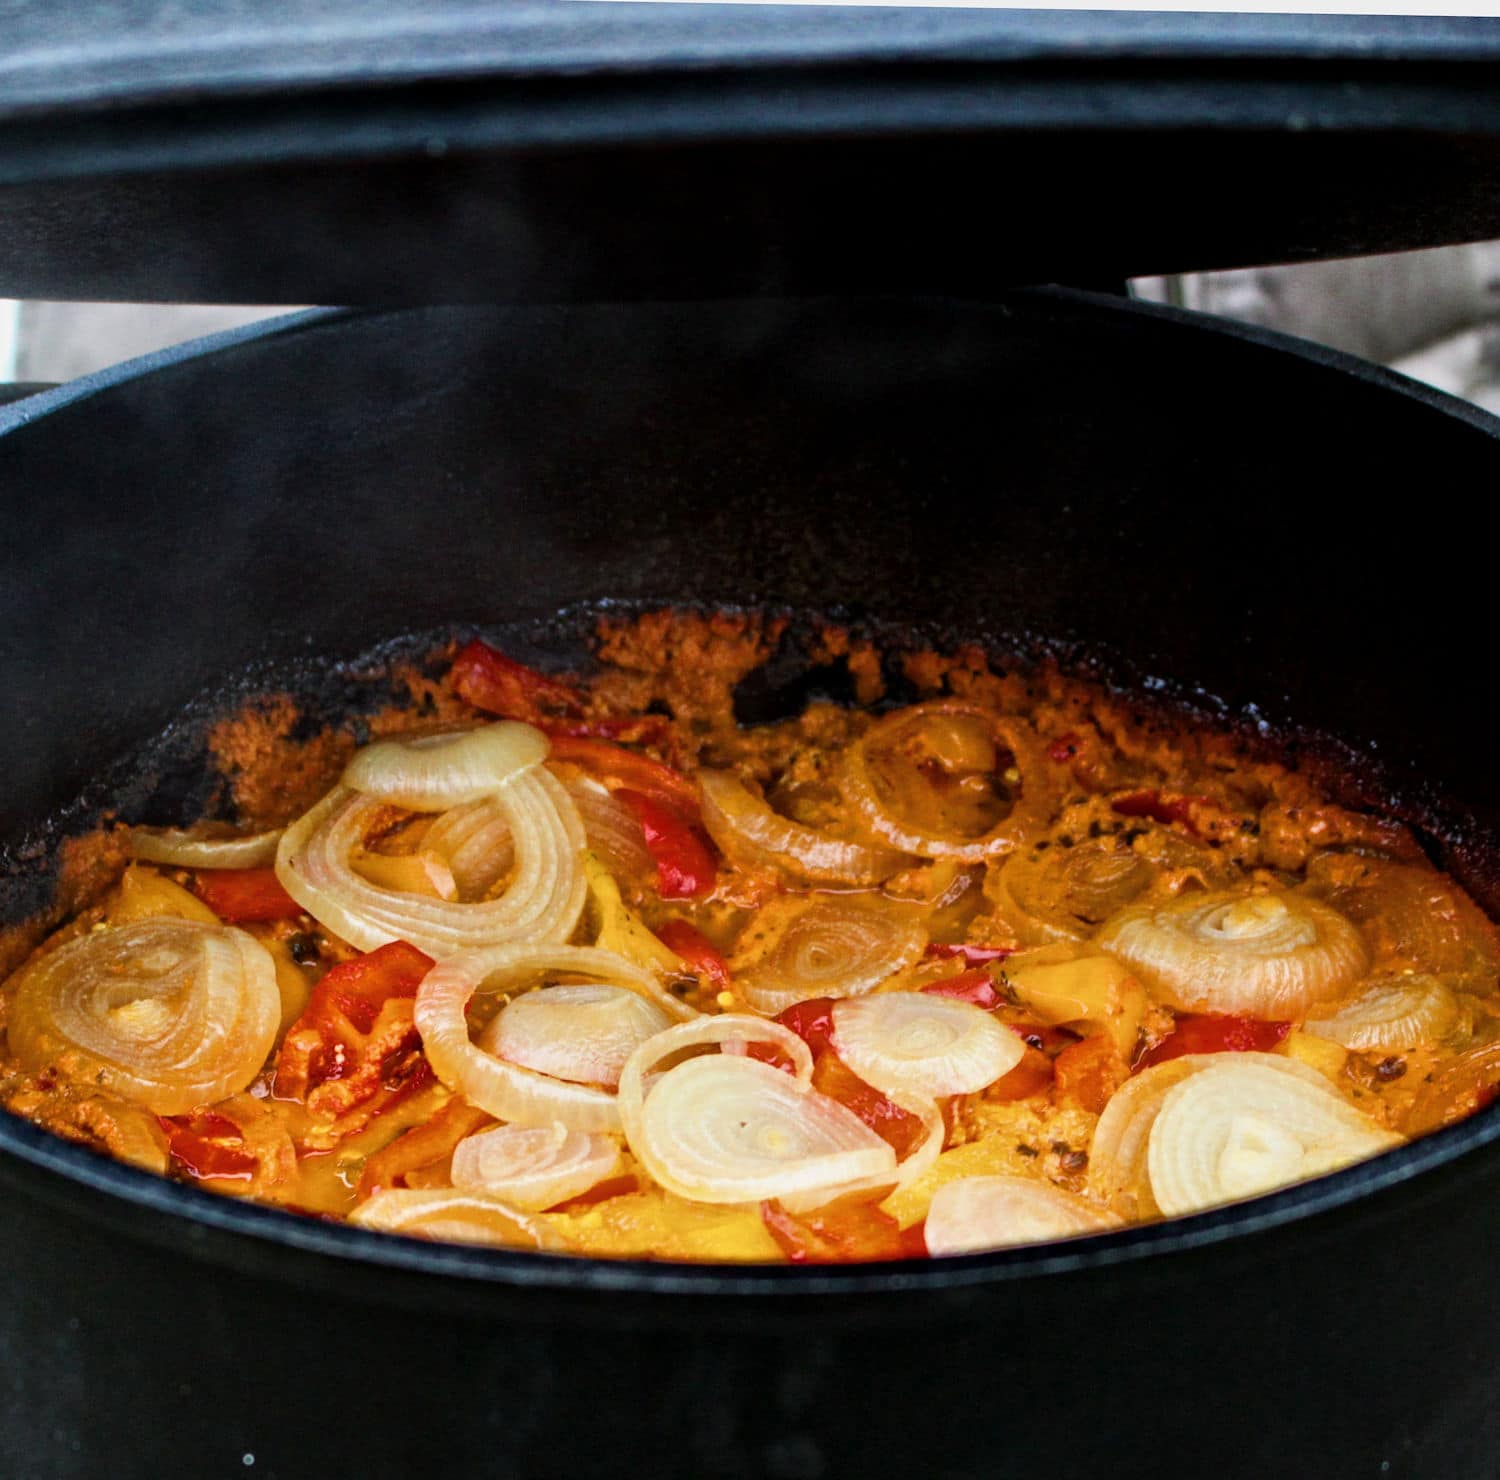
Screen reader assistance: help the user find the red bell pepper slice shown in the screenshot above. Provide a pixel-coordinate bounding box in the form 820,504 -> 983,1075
1111,789 -> 1220,837
925,942 -> 1014,968
192,867 -> 303,923
654,919 -> 731,992
275,941 -> 435,1126
921,968 -> 1002,1009
771,997 -> 839,1057
450,639 -> 584,722
1138,1012 -> 1292,1069
159,1109 -> 260,1182
761,1195 -> 926,1264
548,735 -> 701,818
452,639 -> 677,746
617,789 -> 716,899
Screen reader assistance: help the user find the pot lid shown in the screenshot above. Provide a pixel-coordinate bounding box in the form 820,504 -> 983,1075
4,1 -> 1500,303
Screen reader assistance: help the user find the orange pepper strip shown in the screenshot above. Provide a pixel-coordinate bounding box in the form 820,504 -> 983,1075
811,1050 -> 928,1160
1053,1035 -> 1129,1115
192,867 -> 303,923
986,1044 -> 1056,1103
354,1099 -> 494,1199
761,1194 -> 926,1264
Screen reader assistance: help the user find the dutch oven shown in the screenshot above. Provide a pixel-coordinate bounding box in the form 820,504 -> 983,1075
6,8 -> 1500,1480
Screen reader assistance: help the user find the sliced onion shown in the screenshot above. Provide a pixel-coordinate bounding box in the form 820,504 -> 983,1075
343,721 -> 549,811
275,768 -> 586,957
1089,1052 -> 1331,1219
8,918 -> 280,1115
127,824 -> 284,870
349,1189 -> 561,1249
415,944 -> 695,1133
617,1015 -> 895,1203
733,893 -> 927,1016
1096,889 -> 1368,1018
831,992 -> 1024,1100
924,1175 -> 1122,1255
698,769 -> 910,885
841,703 -> 1054,863
450,1122 -> 621,1211
424,798 -> 514,898
1147,1056 -> 1401,1216
480,984 -> 675,1087
563,773 -> 655,882
1303,974 -> 1461,1051
988,839 -> 1155,946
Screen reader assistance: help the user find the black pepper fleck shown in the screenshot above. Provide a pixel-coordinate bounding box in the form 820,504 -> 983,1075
288,932 -> 322,966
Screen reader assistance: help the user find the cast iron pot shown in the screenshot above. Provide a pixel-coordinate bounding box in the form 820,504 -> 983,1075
2,292 -> 1498,1480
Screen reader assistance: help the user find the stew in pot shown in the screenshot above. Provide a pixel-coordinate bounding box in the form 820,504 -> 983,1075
3,611 -> 1495,1262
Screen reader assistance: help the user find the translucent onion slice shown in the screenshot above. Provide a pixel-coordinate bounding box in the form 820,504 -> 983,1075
988,839 -> 1156,946
698,769 -> 911,885
8,918 -> 280,1115
563,773 -> 655,882
391,777 -> 639,918
127,824 -> 284,870
1089,1052 -> 1331,1220
423,797 -> 515,899
924,1175 -> 1122,1255
733,893 -> 927,1016
414,944 -> 695,1133
480,984 -> 675,1087
831,992 -> 1024,1100
349,1189 -> 561,1249
841,703 -> 1055,863
450,1122 -> 621,1211
342,721 -> 549,811
1303,974 -> 1461,1051
1096,889 -> 1368,1018
1147,1057 -> 1401,1216
617,1015 -> 896,1203
275,768 -> 586,958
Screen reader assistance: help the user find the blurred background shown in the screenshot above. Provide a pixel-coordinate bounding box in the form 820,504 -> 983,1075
6,240 -> 1500,411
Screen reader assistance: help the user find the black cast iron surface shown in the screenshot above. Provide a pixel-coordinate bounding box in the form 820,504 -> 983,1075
3,292 -> 1500,1477
5,2 -> 1500,299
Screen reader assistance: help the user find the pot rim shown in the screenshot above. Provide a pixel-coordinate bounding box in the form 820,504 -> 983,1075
4,287 -> 1499,1296
5,289 -> 1500,449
